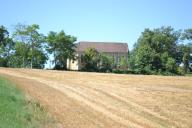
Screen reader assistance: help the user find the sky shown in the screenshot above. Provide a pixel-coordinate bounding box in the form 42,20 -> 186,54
1,0 -> 192,50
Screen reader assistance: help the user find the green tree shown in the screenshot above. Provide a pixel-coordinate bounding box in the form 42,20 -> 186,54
13,23 -> 47,68
0,25 -> 8,66
0,25 -> 9,47
47,30 -> 76,70
135,44 -> 155,73
180,28 -> 192,73
11,42 -> 30,67
182,47 -> 190,73
119,56 -> 128,70
81,48 -> 100,71
31,48 -> 48,69
166,57 -> 177,73
132,26 -> 180,74
128,50 -> 136,70
99,53 -> 113,72
0,25 -> 15,67
46,31 -> 57,66
2,38 -> 15,67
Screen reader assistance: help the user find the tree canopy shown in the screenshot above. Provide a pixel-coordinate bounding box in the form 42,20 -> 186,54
13,24 -> 47,68
129,26 -> 192,75
0,23 -> 76,69
47,30 -> 76,70
0,26 -> 15,67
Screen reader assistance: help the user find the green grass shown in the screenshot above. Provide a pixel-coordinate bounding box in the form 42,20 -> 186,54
0,76 -> 56,128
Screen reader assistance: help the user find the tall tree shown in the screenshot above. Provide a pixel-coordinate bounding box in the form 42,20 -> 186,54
99,53 -> 113,72
181,28 -> 192,73
81,48 -> 100,71
12,41 -> 30,67
47,30 -> 76,70
183,48 -> 190,73
46,31 -> 57,66
132,26 -> 180,74
119,56 -> 128,70
0,25 -> 15,67
13,23 -> 47,68
0,26 -> 8,45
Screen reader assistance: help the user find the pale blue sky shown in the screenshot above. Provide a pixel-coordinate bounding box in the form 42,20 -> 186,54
1,0 -> 192,50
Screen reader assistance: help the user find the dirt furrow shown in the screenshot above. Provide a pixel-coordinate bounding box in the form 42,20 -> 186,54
74,85 -> 171,127
5,75 -> 129,128
1,68 -> 192,128
0,70 -> 141,128
29,78 -> 144,128
0,70 -> 167,127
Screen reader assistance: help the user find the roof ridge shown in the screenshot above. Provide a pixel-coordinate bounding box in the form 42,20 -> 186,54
79,41 -> 127,44
76,41 -> 129,53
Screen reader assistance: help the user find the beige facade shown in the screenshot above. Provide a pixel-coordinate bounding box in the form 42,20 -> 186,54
67,58 -> 79,70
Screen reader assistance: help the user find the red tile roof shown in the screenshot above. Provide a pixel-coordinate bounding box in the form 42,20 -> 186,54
76,41 -> 128,53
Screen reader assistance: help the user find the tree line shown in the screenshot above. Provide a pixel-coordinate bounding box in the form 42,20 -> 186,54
0,24 -> 192,75
76,26 -> 192,75
0,23 -> 76,70
128,26 -> 192,75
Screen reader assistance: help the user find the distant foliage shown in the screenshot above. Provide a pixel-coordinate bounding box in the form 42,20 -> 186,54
12,23 -> 48,68
129,26 -> 192,75
119,56 -> 128,70
0,23 -> 76,70
81,48 -> 113,72
99,53 -> 113,72
81,48 -> 100,71
0,23 -> 192,75
0,25 -> 15,67
47,31 -> 76,70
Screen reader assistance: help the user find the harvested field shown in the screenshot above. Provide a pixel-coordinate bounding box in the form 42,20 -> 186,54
0,68 -> 192,128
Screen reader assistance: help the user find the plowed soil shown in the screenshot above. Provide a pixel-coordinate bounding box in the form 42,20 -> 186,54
0,68 -> 192,128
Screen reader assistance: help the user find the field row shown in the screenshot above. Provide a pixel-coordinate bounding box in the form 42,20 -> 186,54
0,68 -> 192,128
